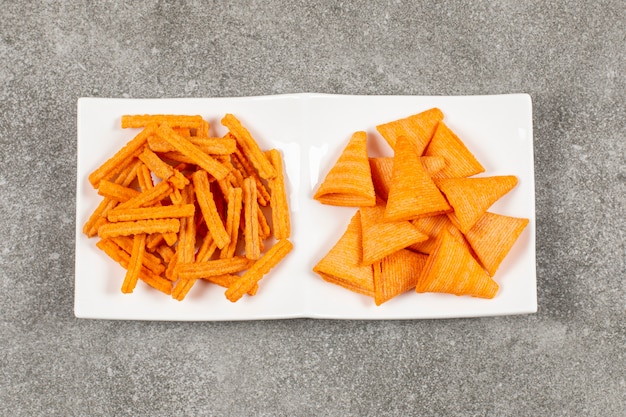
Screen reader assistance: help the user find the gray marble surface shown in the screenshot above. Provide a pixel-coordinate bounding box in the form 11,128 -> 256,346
1,1 -> 624,416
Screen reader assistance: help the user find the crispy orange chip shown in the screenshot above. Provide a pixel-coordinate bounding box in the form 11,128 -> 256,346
87,113 -> 293,302
221,114 -> 276,179
107,204 -> 194,222
192,170 -> 230,249
243,177 -> 261,260
435,175 -> 518,233
373,249 -> 428,306
96,238 -> 172,295
407,214 -> 470,255
369,156 -> 446,201
155,124 -> 230,181
98,218 -> 180,239
384,135 -> 451,222
464,212 -> 529,276
88,124 -> 157,188
314,131 -> 376,207
313,212 -> 374,297
416,229 -> 498,298
267,149 -> 291,240
224,239 -> 293,302
121,114 -> 204,129
424,122 -> 485,179
121,233 -> 146,294
177,257 -> 254,280
375,107 -> 443,152
360,199 -> 428,265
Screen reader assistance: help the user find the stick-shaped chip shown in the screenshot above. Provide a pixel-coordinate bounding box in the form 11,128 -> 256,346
96,238 -> 172,295
89,124 -> 156,188
225,239 -> 293,302
121,114 -> 204,129
121,233 -> 146,293
98,218 -> 180,238
267,149 -> 291,240
243,177 -> 261,260
107,204 -> 194,222
155,124 -> 230,180
192,170 -> 230,249
221,114 -> 276,179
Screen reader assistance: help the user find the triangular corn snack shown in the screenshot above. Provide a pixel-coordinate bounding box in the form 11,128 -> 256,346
435,176 -> 518,233
373,249 -> 428,305
360,199 -> 428,265
369,156 -> 445,201
408,214 -> 469,255
465,212 -> 529,276
424,122 -> 485,178
376,107 -> 444,153
416,229 -> 499,298
313,211 -> 374,297
314,131 -> 376,207
384,136 -> 452,222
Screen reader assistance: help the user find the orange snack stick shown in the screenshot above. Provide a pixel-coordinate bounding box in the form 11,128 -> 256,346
138,147 -> 189,189
243,177 -> 261,260
155,243 -> 175,264
171,185 -> 197,281
313,212 -> 374,297
192,170 -> 230,249
136,163 -> 155,191
424,122 -> 485,178
373,249 -> 428,305
196,234 -> 218,262
107,204 -> 195,222
177,256 -> 254,279
110,236 -> 166,275
464,212 -> 529,276
97,181 -> 140,203
221,114 -> 276,179
225,239 -> 293,302
314,131 -> 376,207
98,218 -> 180,239
121,114 -> 204,129
83,160 -> 142,236
267,149 -> 291,240
416,229 -> 498,298
121,233 -> 146,293
384,135 -> 451,222
375,107 -> 443,152
203,274 -> 258,295
171,277 -> 197,301
220,187 -> 243,259
435,176 -> 518,233
360,199 -> 428,265
155,124 -> 230,180
89,123 -> 156,188
113,180 -> 172,210
96,239 -> 172,295
231,146 -> 271,206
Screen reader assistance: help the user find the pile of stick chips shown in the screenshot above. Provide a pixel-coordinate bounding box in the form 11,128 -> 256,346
84,114 -> 292,302
313,108 -> 529,305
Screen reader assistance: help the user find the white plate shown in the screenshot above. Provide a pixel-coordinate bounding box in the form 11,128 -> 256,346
75,93 -> 536,320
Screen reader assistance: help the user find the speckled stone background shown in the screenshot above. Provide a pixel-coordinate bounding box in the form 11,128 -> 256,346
1,1 -> 624,416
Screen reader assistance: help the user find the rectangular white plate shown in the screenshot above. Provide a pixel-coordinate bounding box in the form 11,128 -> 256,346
75,93 -> 536,320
